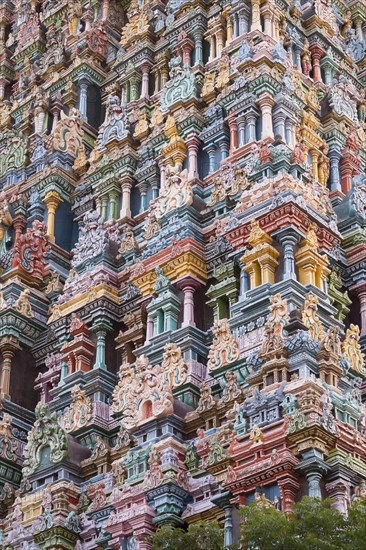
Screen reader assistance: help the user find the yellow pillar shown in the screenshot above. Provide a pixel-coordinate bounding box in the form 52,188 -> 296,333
251,0 -> 261,31
0,340 -> 20,400
296,239 -> 330,290
0,350 -> 13,399
244,261 -> 261,288
69,17 -> 78,36
259,257 -> 278,285
318,156 -> 329,187
226,16 -> 233,43
241,221 -> 279,288
315,267 -> 322,289
209,35 -> 215,61
217,30 -> 224,56
43,191 -> 63,243
316,259 -> 330,292
311,150 -> 319,181
295,242 -> 318,286
298,263 -> 317,286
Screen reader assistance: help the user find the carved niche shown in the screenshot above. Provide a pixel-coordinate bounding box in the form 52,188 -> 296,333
63,385 -> 92,433
207,319 -> 240,371
112,350 -> 186,429
23,403 -> 68,478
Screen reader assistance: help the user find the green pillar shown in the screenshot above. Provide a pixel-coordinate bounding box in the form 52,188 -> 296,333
59,361 -> 68,384
164,310 -> 178,331
156,310 -> 164,334
91,318 -> 113,370
101,197 -> 108,221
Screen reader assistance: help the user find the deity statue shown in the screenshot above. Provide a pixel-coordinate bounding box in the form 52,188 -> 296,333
0,201 -> 12,255
254,486 -> 275,508
352,481 -> 366,502
197,381 -> 216,413
96,95 -> 129,150
342,324 -> 366,375
342,10 -> 353,38
302,294 -> 324,341
13,288 -> 34,318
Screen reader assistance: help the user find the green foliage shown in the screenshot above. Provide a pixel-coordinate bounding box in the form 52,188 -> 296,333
151,498 -> 366,550
151,521 -> 225,550
290,497 -> 346,550
151,525 -> 189,550
186,521 -> 225,549
240,502 -> 294,550
240,496 -> 354,550
344,498 -> 366,549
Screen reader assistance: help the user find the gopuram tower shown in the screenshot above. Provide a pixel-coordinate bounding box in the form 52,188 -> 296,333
0,0 -> 364,548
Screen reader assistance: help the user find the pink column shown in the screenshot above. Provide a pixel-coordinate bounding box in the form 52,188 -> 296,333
0,77 -> 8,101
178,278 -> 202,327
186,134 -> 200,180
183,286 -> 196,327
340,162 -> 353,195
227,112 -> 238,155
309,45 -> 324,83
278,478 -> 300,514
325,480 -> 351,515
120,179 -> 132,219
140,64 -> 150,99
158,158 -> 166,191
102,0 -> 109,20
359,290 -> 366,337
182,46 -> 191,66
84,7 -> 93,31
257,93 -> 275,140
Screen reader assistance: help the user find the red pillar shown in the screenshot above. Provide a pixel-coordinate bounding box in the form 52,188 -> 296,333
309,45 -> 324,83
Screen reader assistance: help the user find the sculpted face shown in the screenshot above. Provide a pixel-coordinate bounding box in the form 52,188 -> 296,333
254,490 -> 262,501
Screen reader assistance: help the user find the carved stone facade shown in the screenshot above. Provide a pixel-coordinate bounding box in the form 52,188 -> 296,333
0,1 -> 366,548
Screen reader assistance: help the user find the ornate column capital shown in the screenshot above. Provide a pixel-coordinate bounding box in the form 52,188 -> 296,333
0,335 -> 21,355
43,190 -> 63,209
120,174 -> 134,189
257,92 -> 276,108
